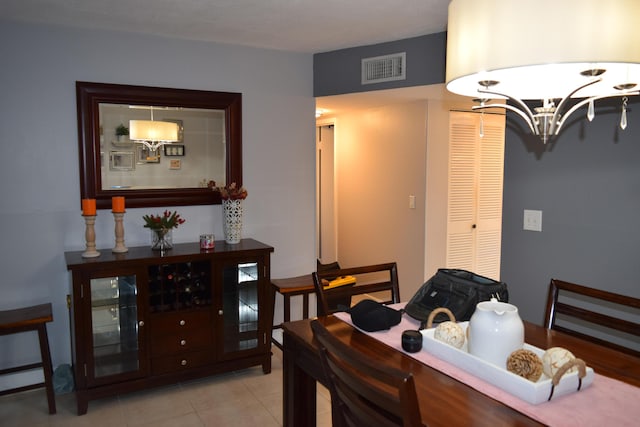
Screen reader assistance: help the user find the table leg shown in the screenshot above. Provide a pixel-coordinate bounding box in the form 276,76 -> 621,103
283,332 -> 317,427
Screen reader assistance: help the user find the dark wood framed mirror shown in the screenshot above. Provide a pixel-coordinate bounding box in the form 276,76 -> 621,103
76,81 -> 242,209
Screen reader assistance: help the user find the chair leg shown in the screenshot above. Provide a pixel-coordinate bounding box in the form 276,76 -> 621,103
37,324 -> 56,414
284,295 -> 291,323
302,294 -> 310,319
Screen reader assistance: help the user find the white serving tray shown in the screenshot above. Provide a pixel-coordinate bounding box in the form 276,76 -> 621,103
421,322 -> 594,404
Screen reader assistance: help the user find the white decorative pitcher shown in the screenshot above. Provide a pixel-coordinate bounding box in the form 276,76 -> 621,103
467,298 -> 524,368
222,199 -> 243,244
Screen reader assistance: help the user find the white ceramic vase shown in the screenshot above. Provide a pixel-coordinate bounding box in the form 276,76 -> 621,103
467,298 -> 524,368
222,199 -> 243,244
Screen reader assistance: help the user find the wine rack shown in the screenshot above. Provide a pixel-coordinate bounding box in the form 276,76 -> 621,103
148,261 -> 212,312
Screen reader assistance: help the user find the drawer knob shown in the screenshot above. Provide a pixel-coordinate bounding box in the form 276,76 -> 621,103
180,339 -> 186,346
218,310 -> 224,315
179,320 -> 186,326
181,359 -> 187,366
138,321 -> 144,327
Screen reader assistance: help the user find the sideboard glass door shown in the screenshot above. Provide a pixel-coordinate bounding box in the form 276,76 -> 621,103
221,262 -> 260,355
89,274 -> 143,382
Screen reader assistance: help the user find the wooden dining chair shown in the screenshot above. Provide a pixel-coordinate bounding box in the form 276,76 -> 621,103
311,320 -> 425,427
544,278 -> 640,357
312,262 -> 400,316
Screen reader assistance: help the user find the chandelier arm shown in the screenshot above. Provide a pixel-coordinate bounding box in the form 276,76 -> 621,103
549,78 -> 602,135
554,91 -> 640,134
472,103 -> 536,134
134,140 -> 161,151
477,88 -> 538,126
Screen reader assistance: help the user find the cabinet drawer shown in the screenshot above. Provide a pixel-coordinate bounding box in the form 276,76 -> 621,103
151,350 -> 213,375
150,328 -> 213,356
149,310 -> 211,334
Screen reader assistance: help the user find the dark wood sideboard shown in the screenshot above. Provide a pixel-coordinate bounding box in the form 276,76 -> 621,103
65,238 -> 274,415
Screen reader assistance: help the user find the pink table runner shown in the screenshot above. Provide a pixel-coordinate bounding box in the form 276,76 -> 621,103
334,305 -> 639,427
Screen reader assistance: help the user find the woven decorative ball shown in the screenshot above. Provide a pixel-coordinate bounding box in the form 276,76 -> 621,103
542,347 -> 577,378
434,321 -> 466,349
506,349 -> 543,382
428,307 -> 465,349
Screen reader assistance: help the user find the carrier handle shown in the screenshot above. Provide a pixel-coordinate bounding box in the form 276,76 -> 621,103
426,307 -> 457,329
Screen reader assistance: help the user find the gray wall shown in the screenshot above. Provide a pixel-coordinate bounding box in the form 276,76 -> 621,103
314,32 -> 446,96
316,33 -> 640,327
0,20 -> 316,386
501,98 -> 640,324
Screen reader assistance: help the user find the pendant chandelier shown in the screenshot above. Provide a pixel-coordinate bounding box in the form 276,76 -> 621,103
445,0 -> 640,144
129,107 -> 179,151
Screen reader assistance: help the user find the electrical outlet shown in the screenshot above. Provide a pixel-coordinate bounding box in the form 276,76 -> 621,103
523,209 -> 542,232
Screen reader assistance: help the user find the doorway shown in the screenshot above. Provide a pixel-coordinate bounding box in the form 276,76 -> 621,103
316,124 -> 337,263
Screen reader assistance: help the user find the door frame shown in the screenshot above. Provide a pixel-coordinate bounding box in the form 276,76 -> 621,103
316,119 -> 337,263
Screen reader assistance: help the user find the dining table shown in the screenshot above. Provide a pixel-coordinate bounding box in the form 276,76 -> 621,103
282,308 -> 640,427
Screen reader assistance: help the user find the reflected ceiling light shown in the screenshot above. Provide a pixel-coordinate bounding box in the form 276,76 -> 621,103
315,109 -> 325,118
445,0 -> 640,144
129,107 -> 179,151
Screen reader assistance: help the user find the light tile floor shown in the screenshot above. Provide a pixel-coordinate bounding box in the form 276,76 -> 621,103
0,346 -> 333,427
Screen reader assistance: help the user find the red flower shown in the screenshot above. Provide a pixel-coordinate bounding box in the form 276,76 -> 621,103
143,210 -> 186,230
210,181 -> 248,200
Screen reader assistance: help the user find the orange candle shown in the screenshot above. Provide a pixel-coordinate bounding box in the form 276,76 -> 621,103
112,196 -> 125,213
82,198 -> 96,216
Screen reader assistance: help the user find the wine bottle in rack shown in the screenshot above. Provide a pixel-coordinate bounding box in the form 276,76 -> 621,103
160,264 -> 177,310
148,266 -> 162,312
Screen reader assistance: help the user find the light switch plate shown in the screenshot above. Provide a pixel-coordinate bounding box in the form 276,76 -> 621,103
409,195 -> 416,209
523,209 -> 542,232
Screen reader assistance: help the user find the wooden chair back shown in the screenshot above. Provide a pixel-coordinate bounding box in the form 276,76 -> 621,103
311,320 -> 425,427
544,278 -> 640,357
312,262 -> 400,316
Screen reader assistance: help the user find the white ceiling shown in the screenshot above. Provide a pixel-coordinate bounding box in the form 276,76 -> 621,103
1,0 -> 449,54
1,0 -> 454,115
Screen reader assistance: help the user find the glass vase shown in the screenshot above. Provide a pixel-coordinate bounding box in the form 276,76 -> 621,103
151,228 -> 173,251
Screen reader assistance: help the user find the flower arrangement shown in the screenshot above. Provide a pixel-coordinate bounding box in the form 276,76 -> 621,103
142,210 -> 186,231
208,181 -> 248,200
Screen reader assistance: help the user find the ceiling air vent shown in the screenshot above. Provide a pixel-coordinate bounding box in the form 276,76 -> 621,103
361,52 -> 406,85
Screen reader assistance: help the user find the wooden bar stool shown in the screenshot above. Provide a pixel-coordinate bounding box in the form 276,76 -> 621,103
0,303 -> 56,414
271,274 -> 315,348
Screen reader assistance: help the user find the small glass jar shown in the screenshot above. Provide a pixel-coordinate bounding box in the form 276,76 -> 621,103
200,234 -> 215,250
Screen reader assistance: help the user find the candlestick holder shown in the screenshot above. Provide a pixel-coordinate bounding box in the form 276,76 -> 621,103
112,212 -> 128,253
82,215 -> 100,258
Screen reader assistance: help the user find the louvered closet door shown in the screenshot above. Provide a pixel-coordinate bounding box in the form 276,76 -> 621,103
446,111 -> 505,280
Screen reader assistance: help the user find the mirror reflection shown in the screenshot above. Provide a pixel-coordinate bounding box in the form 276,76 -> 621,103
99,104 -> 226,190
76,82 -> 242,209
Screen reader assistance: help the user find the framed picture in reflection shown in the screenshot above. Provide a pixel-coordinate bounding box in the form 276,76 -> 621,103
164,144 -> 185,156
109,151 -> 135,171
137,146 -> 160,164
